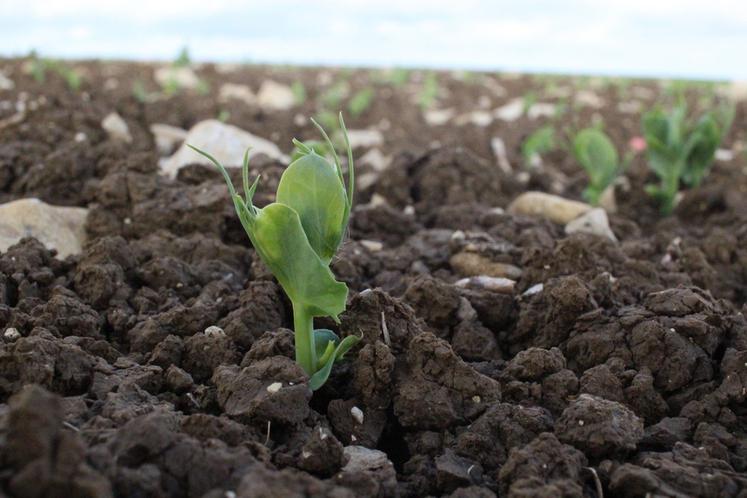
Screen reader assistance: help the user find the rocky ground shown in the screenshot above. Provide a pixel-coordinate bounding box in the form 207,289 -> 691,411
0,57 -> 746,497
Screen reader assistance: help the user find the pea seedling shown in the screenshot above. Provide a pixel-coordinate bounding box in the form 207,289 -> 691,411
190,114 -> 358,390
522,125 -> 556,169
642,103 -> 733,214
572,128 -> 623,205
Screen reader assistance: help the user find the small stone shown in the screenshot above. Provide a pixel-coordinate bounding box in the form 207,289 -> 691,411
360,240 -> 383,252
0,72 -> 14,91
494,99 -> 523,122
345,129 -> 384,149
456,110 -> 493,127
154,66 -> 201,90
715,149 -> 734,162
424,108 -> 455,126
266,382 -> 282,394
522,283 -> 544,297
359,148 -> 390,172
218,83 -> 256,106
101,112 -> 132,143
350,406 -> 364,424
3,327 -> 20,342
575,90 -> 604,108
719,80 -> 747,101
490,137 -> 512,173
0,198 -> 88,258
565,208 -> 617,242
455,276 -> 515,294
257,80 -> 295,111
161,120 -> 287,178
598,184 -> 617,213
204,325 -> 225,337
527,103 -> 556,119
150,123 -> 188,156
450,252 -> 522,279
508,191 -> 592,225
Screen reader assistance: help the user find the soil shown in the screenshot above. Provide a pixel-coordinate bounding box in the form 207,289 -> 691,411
1,57 -> 747,497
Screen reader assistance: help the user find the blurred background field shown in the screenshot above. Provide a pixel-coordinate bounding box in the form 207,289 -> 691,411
2,0 -> 746,80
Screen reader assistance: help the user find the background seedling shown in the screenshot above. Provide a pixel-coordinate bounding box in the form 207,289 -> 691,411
418,72 -> 439,110
292,81 -> 307,105
347,87 -> 375,118
190,114 -> 358,390
572,128 -> 624,205
642,103 -> 733,213
522,125 -> 556,169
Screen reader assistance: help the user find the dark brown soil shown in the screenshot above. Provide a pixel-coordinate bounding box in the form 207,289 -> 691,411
1,57 -> 746,497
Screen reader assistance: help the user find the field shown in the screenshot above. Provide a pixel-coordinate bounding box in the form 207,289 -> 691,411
0,57 -> 746,497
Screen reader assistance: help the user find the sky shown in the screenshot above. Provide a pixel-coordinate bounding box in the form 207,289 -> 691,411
1,0 -> 746,80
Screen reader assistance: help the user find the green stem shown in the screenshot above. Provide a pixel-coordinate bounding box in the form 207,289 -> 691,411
661,162 -> 683,214
293,304 -> 316,375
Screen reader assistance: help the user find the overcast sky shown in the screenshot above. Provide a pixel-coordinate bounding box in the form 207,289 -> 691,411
1,0 -> 746,80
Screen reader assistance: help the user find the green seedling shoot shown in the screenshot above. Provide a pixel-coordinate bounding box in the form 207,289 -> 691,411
642,103 -> 733,214
291,81 -> 307,105
190,113 -> 359,390
572,128 -> 623,205
522,125 -> 556,169
291,140 -> 331,162
348,87 -> 375,118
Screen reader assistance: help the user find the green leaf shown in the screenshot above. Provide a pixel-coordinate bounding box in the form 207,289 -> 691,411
334,334 -> 360,360
276,153 -> 347,264
314,328 -> 340,360
249,203 -> 348,319
291,140 -> 331,163
308,334 -> 361,391
522,125 -> 555,168
573,128 -> 619,204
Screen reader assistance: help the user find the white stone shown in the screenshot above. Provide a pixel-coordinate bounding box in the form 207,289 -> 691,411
0,72 -> 14,91
150,123 -> 188,156
719,80 -> 747,101
423,108 -> 455,126
631,86 -> 655,100
219,83 -> 256,106
565,208 -> 617,242
204,325 -> 225,337
154,66 -> 201,90
455,276 -> 515,294
455,110 -> 493,127
508,191 -> 592,225
494,98 -> 523,122
257,80 -> 295,111
345,129 -> 384,149
356,172 -> 379,191
575,90 -> 604,108
266,382 -> 282,393
527,103 -> 556,119
161,120 -> 287,179
359,148 -> 390,172
351,406 -> 364,424
0,198 -> 88,258
4,327 -> 20,341
523,283 -> 544,297
715,148 -> 734,162
360,240 -> 383,252
490,137 -> 512,173
101,112 -> 132,143
618,100 -> 642,114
